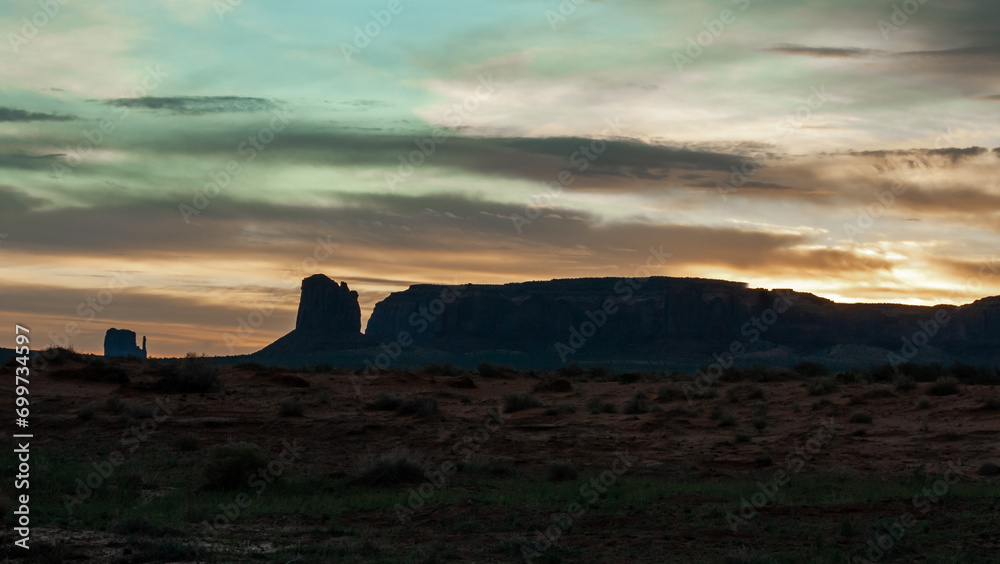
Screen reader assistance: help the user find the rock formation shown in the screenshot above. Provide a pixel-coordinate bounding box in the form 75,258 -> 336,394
364,277 -> 1000,366
256,274 -> 372,356
104,328 -> 147,358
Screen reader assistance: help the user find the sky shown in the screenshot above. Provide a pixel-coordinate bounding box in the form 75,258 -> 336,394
1,0 -> 999,358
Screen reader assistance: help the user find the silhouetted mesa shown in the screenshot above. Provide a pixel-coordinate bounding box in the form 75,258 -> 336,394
104,328 -> 147,358
363,277 -> 1000,365
257,274 -> 373,355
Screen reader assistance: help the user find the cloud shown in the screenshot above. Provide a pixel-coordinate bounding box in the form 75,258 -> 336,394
976,95 -> 1000,101
0,185 -> 51,213
0,107 -> 76,122
101,96 -> 279,114
763,44 -> 877,58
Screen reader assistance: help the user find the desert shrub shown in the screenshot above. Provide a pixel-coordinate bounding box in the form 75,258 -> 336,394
459,455 -> 515,476
478,363 -> 517,379
172,432 -> 200,452
864,384 -> 897,399
811,399 -> 833,410
396,397 -> 439,419
734,431 -> 752,444
752,416 -> 767,432
557,363 -> 585,379
725,386 -> 741,403
623,393 -> 649,414
545,460 -> 578,482
657,386 -> 683,401
748,386 -> 765,400
130,403 -> 155,419
158,354 -> 221,393
77,405 -> 96,420
354,448 -> 426,486
615,371 -> 641,385
105,396 -> 127,414
279,396 -> 304,417
692,387 -> 719,399
916,396 -> 931,409
585,396 -> 616,414
371,390 -> 402,411
503,394 -> 542,413
897,362 -> 946,382
806,377 -> 837,396
950,362 -> 993,385
545,403 -> 577,416
850,412 -> 873,424
588,365 -> 610,380
793,361 -> 829,377
978,462 -> 1000,476
982,396 -> 1000,411
203,442 -> 269,490
752,403 -> 768,417
717,410 -> 736,427
894,374 -> 917,392
424,363 -> 462,377
43,346 -> 83,365
928,376 -> 960,396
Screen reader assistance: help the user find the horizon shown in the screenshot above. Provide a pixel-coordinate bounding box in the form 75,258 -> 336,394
2,0 -> 999,357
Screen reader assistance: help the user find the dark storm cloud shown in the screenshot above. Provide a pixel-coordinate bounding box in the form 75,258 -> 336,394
101,96 -> 279,114
763,44 -> 877,58
0,107 -> 76,122
849,147 -> 988,166
0,185 -> 51,213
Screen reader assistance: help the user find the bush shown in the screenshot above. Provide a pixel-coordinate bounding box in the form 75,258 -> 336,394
950,362 -> 993,385
203,442 -> 269,490
158,354 -> 221,393
371,390 -> 402,411
105,396 -> 127,414
794,361 -> 829,377
459,455 -> 515,476
396,397 -> 439,419
130,403 -> 155,419
585,396 -> 616,414
752,403 -> 768,417
850,412 -> 873,424
503,394 -> 542,413
692,387 -> 719,400
279,397 -> 304,417
354,449 -> 426,486
657,386 -> 683,401
928,376 -> 960,396
717,410 -> 736,427
748,386 -> 765,400
588,365 -> 610,380
172,432 -> 200,452
545,403 -> 577,416
424,363 -> 462,376
77,405 -> 96,420
806,377 -> 837,396
545,460 -> 578,482
617,372 -> 642,384
752,416 -> 767,432
916,396 -> 931,409
623,393 -> 649,414
982,397 -> 1000,411
894,374 -> 917,392
734,431 -> 752,444
978,462 -> 1000,476
478,363 -> 517,379
556,363 -> 585,379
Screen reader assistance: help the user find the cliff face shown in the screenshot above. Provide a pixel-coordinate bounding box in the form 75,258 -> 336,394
364,277 -> 1000,365
104,328 -> 146,358
257,275 -> 372,356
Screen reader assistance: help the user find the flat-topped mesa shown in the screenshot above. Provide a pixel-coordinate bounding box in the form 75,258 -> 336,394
256,274 -> 372,356
104,328 -> 147,359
